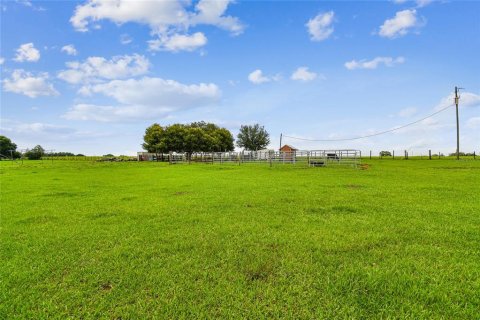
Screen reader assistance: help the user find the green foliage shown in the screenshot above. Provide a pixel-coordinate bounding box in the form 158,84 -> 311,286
448,152 -> 475,157
0,159 -> 479,318
236,124 -> 270,151
379,151 -> 392,157
103,154 -> 115,158
142,121 -> 234,153
24,145 -> 45,160
0,135 -> 20,159
48,152 -> 76,157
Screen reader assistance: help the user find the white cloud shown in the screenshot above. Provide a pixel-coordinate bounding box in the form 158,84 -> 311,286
61,44 -> 78,56
120,33 -> 132,45
0,57 -> 4,65
58,54 -> 150,84
435,91 -> 480,110
466,117 -> 480,128
70,0 -> 243,52
345,56 -> 405,70
291,67 -> 317,82
3,69 -> 59,98
248,69 -> 280,84
306,11 -> 335,41
14,43 -> 40,62
379,9 -> 422,38
64,77 -> 221,122
148,32 -> 207,52
81,77 -> 220,106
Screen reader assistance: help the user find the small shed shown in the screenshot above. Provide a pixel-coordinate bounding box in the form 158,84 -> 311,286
279,145 -> 298,152
279,145 -> 298,162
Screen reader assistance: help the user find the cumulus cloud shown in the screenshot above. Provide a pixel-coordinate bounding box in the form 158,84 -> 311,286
291,67 -> 317,82
148,32 -> 207,52
379,9 -> 422,38
0,57 -> 4,65
58,54 -> 150,84
61,44 -> 78,56
3,69 -> 59,98
247,69 -> 280,84
14,43 -> 40,62
70,0 -> 243,52
345,56 -> 405,70
435,91 -> 480,110
64,77 -> 221,121
306,11 -> 335,41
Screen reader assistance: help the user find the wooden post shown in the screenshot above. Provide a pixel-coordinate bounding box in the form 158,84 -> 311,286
429,150 -> 431,160
369,150 -> 372,159
473,151 -> 476,160
307,151 -> 310,167
404,150 -> 407,160
392,150 -> 395,160
169,151 -> 172,164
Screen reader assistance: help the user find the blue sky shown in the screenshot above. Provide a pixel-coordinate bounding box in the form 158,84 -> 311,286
1,0 -> 479,155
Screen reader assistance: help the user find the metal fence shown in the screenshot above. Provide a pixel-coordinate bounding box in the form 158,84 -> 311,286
144,150 -> 362,167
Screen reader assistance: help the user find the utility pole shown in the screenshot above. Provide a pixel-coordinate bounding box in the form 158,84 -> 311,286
455,86 -> 461,160
279,133 -> 282,150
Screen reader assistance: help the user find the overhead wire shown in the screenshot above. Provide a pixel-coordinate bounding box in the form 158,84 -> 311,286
282,103 -> 455,142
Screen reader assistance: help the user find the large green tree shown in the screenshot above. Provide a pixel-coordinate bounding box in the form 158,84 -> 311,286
142,122 -> 234,153
236,124 -> 270,151
0,136 -> 20,159
142,123 -> 167,153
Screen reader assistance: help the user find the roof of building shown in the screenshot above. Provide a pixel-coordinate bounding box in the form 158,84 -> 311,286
280,144 -> 298,150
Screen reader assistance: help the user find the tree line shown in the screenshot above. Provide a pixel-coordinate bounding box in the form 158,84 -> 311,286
142,122 -> 270,153
1,123 -> 271,161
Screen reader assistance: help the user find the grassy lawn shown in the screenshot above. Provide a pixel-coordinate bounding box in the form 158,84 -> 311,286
1,159 -> 479,319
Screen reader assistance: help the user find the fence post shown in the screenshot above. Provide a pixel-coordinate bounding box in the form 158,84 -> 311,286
369,150 -> 372,159
429,150 -> 431,160
404,150 -> 407,160
169,151 -> 172,165
393,150 -> 395,160
474,151 -> 476,160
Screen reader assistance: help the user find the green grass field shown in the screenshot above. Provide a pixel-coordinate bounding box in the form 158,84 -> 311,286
1,159 -> 479,319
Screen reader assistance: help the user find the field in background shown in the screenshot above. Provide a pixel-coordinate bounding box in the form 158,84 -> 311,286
1,160 -> 479,318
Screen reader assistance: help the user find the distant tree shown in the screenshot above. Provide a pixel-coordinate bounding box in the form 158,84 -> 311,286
236,124 -> 270,151
25,145 -> 45,160
379,151 -> 392,157
50,152 -> 75,157
103,154 -> 115,157
76,154 -> 85,157
449,152 -> 466,157
0,135 -> 20,159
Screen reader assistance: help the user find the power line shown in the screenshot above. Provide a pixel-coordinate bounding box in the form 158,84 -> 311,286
283,103 -> 455,142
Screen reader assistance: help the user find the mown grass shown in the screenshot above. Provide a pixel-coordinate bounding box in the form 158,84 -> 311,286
1,159 -> 479,319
